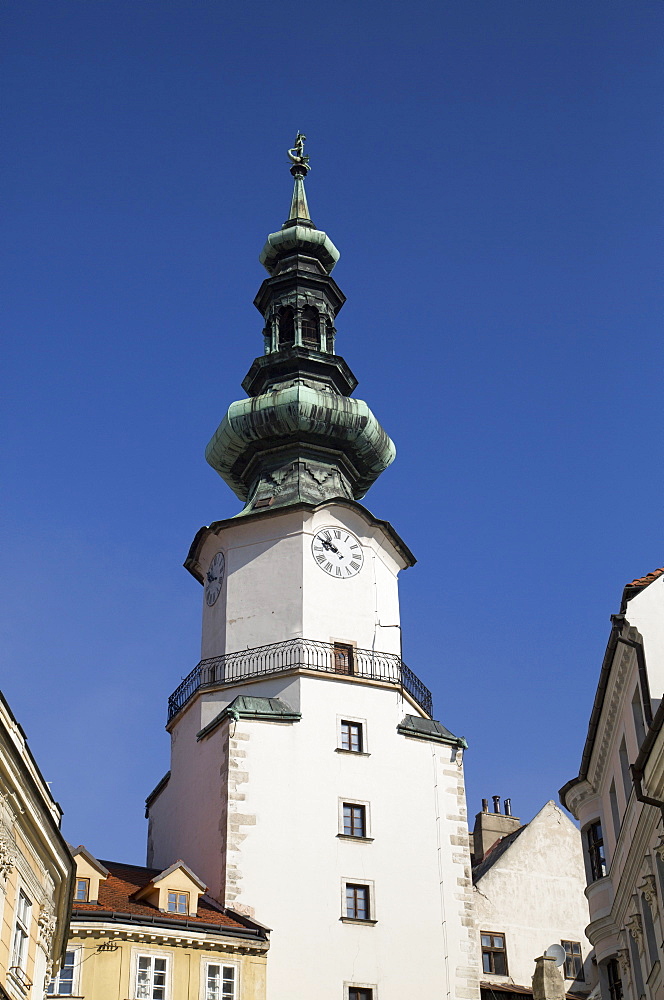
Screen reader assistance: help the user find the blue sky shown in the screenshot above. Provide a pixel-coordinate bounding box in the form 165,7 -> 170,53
2,0 -> 662,862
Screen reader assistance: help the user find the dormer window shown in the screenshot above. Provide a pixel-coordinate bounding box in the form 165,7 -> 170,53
301,306 -> 319,349
74,878 -> 90,902
167,891 -> 189,914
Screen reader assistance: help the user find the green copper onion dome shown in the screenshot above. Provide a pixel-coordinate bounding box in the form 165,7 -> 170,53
205,134 -> 395,513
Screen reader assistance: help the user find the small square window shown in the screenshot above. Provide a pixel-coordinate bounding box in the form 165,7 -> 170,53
167,890 -> 189,914
481,932 -> 508,975
340,720 -> 363,753
345,883 -> 370,921
74,878 -> 90,902
562,940 -> 584,981
343,803 -> 366,838
349,990 -> 373,1000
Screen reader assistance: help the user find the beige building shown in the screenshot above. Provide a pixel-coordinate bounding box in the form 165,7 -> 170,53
48,847 -> 269,1000
561,565 -> 664,1000
471,799 -> 595,1000
0,690 -> 74,1000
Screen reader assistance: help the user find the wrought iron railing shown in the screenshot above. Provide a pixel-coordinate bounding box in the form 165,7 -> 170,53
167,637 -> 433,721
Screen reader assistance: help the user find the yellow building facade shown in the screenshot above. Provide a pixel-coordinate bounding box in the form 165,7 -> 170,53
0,691 -> 74,1000
48,849 -> 268,1000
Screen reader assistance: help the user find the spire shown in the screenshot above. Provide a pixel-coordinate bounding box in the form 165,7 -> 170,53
284,133 -> 314,228
204,136 -> 396,514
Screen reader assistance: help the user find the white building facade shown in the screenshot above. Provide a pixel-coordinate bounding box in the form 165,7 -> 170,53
561,567 -> 664,1000
145,142 -> 480,1000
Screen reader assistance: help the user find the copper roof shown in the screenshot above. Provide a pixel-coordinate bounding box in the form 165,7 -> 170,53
72,860 -> 261,934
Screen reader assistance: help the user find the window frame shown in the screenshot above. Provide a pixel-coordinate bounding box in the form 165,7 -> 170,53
585,819 -> 607,882
341,879 -> 376,924
201,958 -> 239,1000
606,957 -> 624,1000
481,931 -> 508,976
345,988 -> 375,1000
74,877 -> 90,903
338,799 -> 372,841
337,716 -> 368,755
11,888 -> 32,972
561,940 -> 584,981
48,949 -> 80,997
132,949 -> 171,1000
166,890 -> 189,915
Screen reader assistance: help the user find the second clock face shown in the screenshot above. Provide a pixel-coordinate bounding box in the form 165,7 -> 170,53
205,550 -> 226,607
311,527 -> 364,579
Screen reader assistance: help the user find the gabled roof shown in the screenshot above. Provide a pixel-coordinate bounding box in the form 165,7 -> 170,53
472,825 -> 526,882
71,860 -> 266,937
71,845 -> 109,877
621,565 -> 664,610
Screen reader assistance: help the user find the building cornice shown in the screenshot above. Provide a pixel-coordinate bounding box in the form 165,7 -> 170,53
70,915 -> 268,953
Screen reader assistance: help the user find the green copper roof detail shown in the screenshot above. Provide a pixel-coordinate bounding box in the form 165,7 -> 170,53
197,696 -> 301,740
397,715 -> 468,749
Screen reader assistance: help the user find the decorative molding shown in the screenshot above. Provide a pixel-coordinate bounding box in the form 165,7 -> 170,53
591,643 -> 634,789
626,910 -> 643,944
38,904 -> 56,951
0,837 -> 17,882
639,873 -> 657,906
617,947 -> 631,975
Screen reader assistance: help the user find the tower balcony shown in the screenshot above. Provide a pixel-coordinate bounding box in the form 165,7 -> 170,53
167,637 -> 433,722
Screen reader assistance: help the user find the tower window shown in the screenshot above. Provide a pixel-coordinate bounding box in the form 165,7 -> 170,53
345,883 -> 370,921
167,891 -> 189,914
333,643 -> 354,675
343,803 -> 366,838
481,932 -> 508,975
340,720 -> 363,752
561,941 -> 583,980
348,991 -> 373,1000
301,306 -> 319,348
278,307 -> 295,348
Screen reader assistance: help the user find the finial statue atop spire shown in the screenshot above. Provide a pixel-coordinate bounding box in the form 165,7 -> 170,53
287,132 -> 310,175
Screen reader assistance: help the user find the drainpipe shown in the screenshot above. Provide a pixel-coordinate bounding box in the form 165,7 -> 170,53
630,699 -> 664,820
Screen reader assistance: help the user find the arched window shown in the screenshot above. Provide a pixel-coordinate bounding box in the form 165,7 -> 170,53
278,308 -> 295,349
301,307 -> 319,349
324,320 -> 334,353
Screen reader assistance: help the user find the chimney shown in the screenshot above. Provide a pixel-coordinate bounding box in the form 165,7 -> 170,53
532,956 -> 565,1000
471,796 -> 522,864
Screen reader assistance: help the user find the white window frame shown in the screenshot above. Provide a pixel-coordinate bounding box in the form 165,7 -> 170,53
11,887 -> 32,972
336,715 -> 369,754
338,798 -> 372,840
200,958 -> 239,1000
340,878 -> 376,923
132,949 -> 172,1000
48,948 -> 81,996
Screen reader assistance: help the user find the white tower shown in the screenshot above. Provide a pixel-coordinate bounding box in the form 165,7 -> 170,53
146,138 -> 480,1000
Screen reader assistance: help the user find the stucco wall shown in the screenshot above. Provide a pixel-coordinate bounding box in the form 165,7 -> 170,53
473,801 -> 593,990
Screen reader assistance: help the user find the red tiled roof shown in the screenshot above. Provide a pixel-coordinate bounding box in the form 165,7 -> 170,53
626,566 -> 664,589
72,860 -> 255,933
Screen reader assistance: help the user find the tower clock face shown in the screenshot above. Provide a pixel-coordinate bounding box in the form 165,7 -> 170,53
205,550 -> 226,606
311,527 -> 364,579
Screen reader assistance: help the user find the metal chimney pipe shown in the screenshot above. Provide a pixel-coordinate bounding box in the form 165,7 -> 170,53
504,798 -> 512,816
482,799 -> 489,813
492,795 -> 501,814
